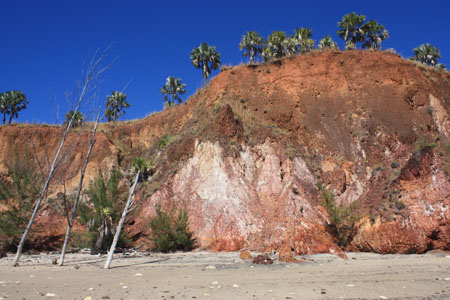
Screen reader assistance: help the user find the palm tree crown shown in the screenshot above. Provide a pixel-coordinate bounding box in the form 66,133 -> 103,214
361,20 -> 389,49
281,36 -> 299,57
318,35 -> 339,50
0,91 -> 29,124
294,27 -> 315,53
239,31 -> 264,63
160,76 -> 187,108
337,12 -> 366,49
267,31 -> 287,58
411,43 -> 445,68
65,110 -> 86,127
105,91 -> 130,122
190,43 -> 221,87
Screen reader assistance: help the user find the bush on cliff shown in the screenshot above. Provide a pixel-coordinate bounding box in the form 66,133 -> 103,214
149,204 -> 195,252
78,168 -> 130,253
317,182 -> 359,247
0,154 -> 41,250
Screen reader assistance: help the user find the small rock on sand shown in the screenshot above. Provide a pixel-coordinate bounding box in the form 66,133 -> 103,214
252,254 -> 273,264
239,250 -> 252,260
278,245 -> 300,263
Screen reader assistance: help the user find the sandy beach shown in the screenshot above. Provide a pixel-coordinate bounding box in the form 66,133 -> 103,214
0,251 -> 449,300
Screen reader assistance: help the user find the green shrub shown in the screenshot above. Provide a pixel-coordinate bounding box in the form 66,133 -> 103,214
0,154 -> 41,249
158,135 -> 173,150
78,168 -> 129,252
150,204 -> 195,252
317,182 -> 359,247
131,157 -> 152,181
70,231 -> 96,249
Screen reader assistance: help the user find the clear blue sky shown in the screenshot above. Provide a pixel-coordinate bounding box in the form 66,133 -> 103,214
2,0 -> 450,124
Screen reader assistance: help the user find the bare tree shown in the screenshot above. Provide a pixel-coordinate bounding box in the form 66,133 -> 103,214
12,48 -> 113,267
58,109 -> 101,266
104,170 -> 140,269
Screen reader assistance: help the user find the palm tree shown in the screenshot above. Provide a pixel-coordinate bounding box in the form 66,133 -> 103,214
1,91 -> 29,124
337,12 -> 366,49
267,31 -> 287,58
0,92 -> 10,125
239,31 -> 264,63
190,43 -> 221,87
64,110 -> 86,127
294,27 -> 315,54
411,43 -> 445,68
318,35 -> 339,50
160,76 -> 187,108
282,36 -> 299,57
361,20 -> 389,49
105,91 -> 130,122
262,46 -> 274,62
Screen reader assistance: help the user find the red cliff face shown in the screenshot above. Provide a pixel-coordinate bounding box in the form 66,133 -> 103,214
1,51 -> 449,254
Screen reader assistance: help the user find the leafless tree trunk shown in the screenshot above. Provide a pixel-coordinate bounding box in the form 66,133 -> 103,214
12,48 -> 113,267
104,170 -> 140,269
58,110 -> 101,266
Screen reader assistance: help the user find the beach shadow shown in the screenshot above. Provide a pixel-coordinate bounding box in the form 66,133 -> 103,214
107,257 -> 170,269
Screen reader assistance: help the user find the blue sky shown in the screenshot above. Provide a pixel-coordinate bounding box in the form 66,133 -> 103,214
2,0 -> 450,124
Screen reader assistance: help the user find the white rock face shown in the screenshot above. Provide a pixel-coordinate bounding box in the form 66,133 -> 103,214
145,139 -> 331,251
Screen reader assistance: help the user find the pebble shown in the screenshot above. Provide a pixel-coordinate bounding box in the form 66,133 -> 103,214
203,293 -> 210,296
88,287 -> 94,291
379,296 -> 387,300
134,273 -> 143,276
45,293 -> 56,297
123,286 -> 128,289
346,284 -> 354,287
445,278 -> 450,281
205,265 -> 216,269
84,297 -> 93,300
233,284 -> 239,288
211,281 -> 218,285
267,290 -> 273,293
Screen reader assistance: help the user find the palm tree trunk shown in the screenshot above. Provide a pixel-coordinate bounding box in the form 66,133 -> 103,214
59,110 -> 100,266
8,113 -> 13,125
203,63 -> 208,87
104,170 -> 140,269
3,113 -> 5,124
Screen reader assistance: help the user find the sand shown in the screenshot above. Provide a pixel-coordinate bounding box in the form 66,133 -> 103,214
0,251 -> 449,300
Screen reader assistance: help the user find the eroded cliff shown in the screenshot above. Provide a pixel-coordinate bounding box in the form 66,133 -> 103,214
1,50 -> 449,254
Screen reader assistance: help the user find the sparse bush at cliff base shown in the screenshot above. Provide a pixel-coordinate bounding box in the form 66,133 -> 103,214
317,182 -> 359,248
0,154 -> 41,250
150,204 -> 195,252
78,168 -> 130,253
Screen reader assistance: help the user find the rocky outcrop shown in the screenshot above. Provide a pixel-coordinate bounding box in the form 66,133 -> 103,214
1,51 -> 449,255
